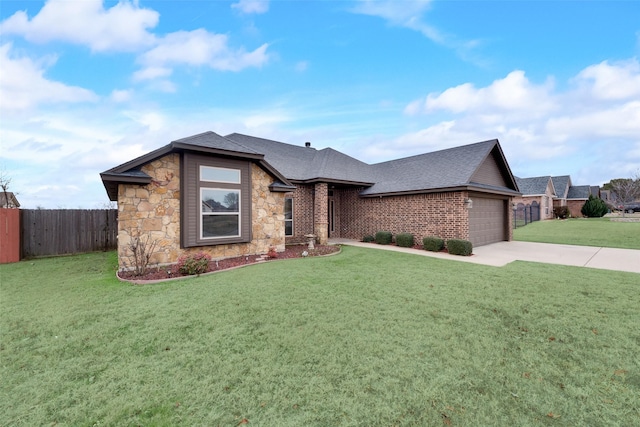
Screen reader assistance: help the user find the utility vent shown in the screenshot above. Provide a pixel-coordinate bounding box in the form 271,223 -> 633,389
305,142 -> 311,148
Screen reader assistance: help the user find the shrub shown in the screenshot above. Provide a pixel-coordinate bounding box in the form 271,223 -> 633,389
553,206 -> 570,219
395,233 -> 414,248
267,246 -> 278,259
362,235 -> 375,243
446,239 -> 473,256
423,236 -> 445,252
375,231 -> 393,245
176,252 -> 212,275
581,195 -> 608,218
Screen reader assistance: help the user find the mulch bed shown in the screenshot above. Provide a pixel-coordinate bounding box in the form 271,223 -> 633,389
118,244 -> 340,283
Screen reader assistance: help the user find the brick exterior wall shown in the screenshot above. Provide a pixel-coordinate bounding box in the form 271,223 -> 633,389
566,200 -> 586,218
117,154 -> 285,270
285,184 -> 314,244
313,183 -> 329,244
336,188 -> 471,242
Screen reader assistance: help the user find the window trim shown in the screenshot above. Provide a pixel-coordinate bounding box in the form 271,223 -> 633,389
181,153 -> 252,248
284,197 -> 294,237
200,188 -> 241,240
200,165 -> 241,184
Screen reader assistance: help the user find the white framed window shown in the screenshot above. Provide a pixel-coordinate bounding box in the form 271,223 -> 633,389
182,153 -> 251,248
200,166 -> 241,184
201,188 -> 241,239
284,198 -> 293,236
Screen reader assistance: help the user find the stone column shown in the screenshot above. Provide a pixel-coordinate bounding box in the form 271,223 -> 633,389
314,182 -> 328,244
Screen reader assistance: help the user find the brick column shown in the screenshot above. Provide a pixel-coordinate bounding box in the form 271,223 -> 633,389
314,182 -> 328,244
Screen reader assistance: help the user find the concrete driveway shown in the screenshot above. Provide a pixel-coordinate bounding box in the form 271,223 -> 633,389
330,239 -> 640,274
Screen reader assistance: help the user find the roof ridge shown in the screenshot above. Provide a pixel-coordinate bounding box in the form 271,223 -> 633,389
372,138 -> 497,167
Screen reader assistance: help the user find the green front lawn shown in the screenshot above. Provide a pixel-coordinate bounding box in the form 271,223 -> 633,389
1,248 -> 638,426
514,217 -> 640,249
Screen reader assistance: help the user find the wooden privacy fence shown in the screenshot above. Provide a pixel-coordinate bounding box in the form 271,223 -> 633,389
21,209 -> 118,259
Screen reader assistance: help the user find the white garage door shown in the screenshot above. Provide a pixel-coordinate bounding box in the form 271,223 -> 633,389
469,197 -> 507,247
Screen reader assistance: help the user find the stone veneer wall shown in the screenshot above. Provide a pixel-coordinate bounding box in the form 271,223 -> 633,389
117,154 -> 285,270
337,189 -> 470,242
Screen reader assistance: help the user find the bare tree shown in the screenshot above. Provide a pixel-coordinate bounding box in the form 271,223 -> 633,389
0,169 -> 13,208
608,171 -> 640,217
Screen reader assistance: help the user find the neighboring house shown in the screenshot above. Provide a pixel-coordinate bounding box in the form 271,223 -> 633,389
513,176 -> 556,220
101,131 -> 520,269
551,175 -> 600,217
0,192 -> 20,208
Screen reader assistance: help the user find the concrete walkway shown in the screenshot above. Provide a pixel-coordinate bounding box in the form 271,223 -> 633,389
329,239 -> 640,274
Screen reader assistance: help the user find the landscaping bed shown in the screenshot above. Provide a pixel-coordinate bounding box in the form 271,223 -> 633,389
118,244 -> 340,282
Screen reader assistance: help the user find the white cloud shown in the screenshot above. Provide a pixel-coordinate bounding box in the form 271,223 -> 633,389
132,66 -> 173,82
110,89 -> 132,103
409,71 -> 556,117
368,60 -> 640,174
350,0 -> 482,61
573,59 -> 640,101
0,43 -> 98,114
352,0 -> 432,26
0,0 -> 158,52
135,29 -> 270,79
231,0 -> 270,14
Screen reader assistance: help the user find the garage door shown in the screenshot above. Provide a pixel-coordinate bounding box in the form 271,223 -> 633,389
468,197 -> 507,247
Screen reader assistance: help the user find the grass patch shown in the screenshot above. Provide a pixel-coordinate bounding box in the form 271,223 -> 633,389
1,248 -> 639,426
514,217 -> 640,249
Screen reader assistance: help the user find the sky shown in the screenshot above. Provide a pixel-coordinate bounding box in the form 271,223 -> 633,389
1,0 -> 639,208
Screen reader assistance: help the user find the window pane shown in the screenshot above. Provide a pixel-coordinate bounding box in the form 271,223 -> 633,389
200,166 -> 240,183
284,198 -> 292,220
203,215 -> 239,238
285,221 -> 293,236
202,189 -> 239,212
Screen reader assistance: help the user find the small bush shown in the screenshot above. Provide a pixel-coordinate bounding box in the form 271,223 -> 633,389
375,231 -> 393,245
176,252 -> 212,275
395,233 -> 414,248
423,236 -> 445,252
446,239 -> 473,256
581,195 -> 608,218
553,206 -> 570,219
267,246 -> 278,259
362,235 -> 375,243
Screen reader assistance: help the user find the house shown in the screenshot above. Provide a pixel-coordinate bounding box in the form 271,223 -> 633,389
513,176 -> 556,220
551,176 -> 599,217
0,191 -> 20,208
101,131 -> 520,269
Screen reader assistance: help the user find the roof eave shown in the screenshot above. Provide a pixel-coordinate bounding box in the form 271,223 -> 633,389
292,178 -> 375,187
172,141 -> 265,161
360,184 -> 521,198
100,172 -> 153,201
268,182 -> 297,192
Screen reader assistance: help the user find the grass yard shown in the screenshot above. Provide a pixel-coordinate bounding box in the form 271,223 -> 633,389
1,248 -> 639,426
514,217 -> 640,249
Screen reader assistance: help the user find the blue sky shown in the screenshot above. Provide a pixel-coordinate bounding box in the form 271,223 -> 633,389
1,0 -> 639,208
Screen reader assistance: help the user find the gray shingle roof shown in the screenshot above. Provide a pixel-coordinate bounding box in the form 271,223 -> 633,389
175,131 -> 261,156
551,175 -> 571,199
102,131 -> 519,200
514,176 -> 553,196
362,140 -> 502,195
567,185 -> 591,199
228,134 -> 518,196
225,133 -> 375,184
